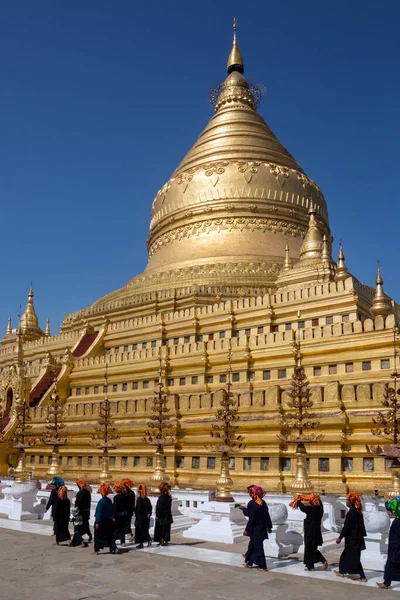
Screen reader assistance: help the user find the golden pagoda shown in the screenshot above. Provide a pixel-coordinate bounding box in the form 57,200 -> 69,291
0,23 -> 397,494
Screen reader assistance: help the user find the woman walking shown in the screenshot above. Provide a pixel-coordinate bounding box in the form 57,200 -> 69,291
121,478 -> 136,543
290,493 -> 328,571
75,477 -> 92,543
46,476 -> 64,535
334,492 -> 367,582
113,481 -> 127,546
241,485 -> 272,571
53,485 -> 71,545
134,483 -> 152,549
377,496 -> 400,589
94,483 -> 119,554
154,482 -> 173,546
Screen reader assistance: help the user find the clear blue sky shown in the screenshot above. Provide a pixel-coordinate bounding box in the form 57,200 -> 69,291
1,0 -> 399,333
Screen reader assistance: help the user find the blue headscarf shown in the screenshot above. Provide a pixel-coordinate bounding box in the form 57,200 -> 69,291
51,476 -> 64,488
385,496 -> 400,519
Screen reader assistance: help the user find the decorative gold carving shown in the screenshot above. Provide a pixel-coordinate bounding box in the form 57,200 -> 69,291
270,164 -> 289,187
128,260 -> 281,294
203,161 -> 229,177
148,217 -> 307,257
235,160 -> 260,183
0,365 -> 20,412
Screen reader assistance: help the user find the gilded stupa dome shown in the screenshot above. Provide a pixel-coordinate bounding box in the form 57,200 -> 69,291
92,23 -> 330,310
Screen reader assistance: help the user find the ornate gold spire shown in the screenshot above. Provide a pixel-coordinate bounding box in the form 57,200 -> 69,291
299,204 -> 323,261
45,318 -> 51,337
334,242 -> 349,282
282,243 -> 293,272
227,17 -> 244,74
370,265 -> 392,318
19,284 -> 44,341
6,317 -> 12,336
322,234 -> 330,265
91,23 -> 330,303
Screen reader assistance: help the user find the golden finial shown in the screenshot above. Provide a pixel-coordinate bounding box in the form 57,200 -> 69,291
282,243 -> 293,272
227,17 -> 244,74
371,263 -> 392,318
19,283 -> 44,340
6,316 -> 12,336
321,234 -> 330,264
299,202 -> 323,260
45,318 -> 51,337
334,241 -> 349,282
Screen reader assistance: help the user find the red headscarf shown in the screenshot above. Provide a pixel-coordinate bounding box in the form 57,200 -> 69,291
159,482 -> 171,494
347,492 -> 363,513
248,485 -> 265,505
137,483 -> 148,499
98,482 -> 112,497
57,485 -> 68,500
113,481 -> 125,494
121,478 -> 134,489
75,477 -> 86,489
290,493 -> 321,509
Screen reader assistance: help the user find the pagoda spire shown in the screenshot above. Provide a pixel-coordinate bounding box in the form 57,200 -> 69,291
6,316 -> 12,336
19,284 -> 44,340
334,241 -> 349,282
370,265 -> 392,318
227,17 -> 244,74
298,203 -> 323,261
45,318 -> 51,337
282,243 -> 293,272
321,234 -> 331,265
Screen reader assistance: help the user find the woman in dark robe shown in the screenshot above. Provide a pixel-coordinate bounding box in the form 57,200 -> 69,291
112,481 -> 127,546
53,485 -> 71,545
154,482 -> 173,546
94,482 -> 119,554
241,485 -> 272,571
290,493 -> 328,571
122,478 -> 136,543
46,476 -> 64,534
135,483 -> 152,549
377,496 -> 400,589
334,492 -> 367,582
75,477 -> 92,543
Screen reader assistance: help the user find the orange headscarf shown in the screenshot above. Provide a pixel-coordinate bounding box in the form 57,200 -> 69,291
121,478 -> 134,489
347,492 -> 363,513
57,485 -> 68,500
159,482 -> 171,494
248,486 -> 265,505
290,493 -> 321,509
98,482 -> 112,496
75,477 -> 86,489
113,481 -> 125,494
137,483 -> 148,498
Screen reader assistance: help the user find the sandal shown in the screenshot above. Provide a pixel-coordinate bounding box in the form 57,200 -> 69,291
333,570 -> 344,578
355,578 -> 368,583
377,583 -> 390,589
243,564 -> 252,568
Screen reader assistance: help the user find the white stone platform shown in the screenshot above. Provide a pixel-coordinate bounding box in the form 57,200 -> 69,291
0,517 -> 397,591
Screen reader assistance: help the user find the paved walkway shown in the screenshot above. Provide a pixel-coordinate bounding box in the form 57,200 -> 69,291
0,518 -> 396,599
